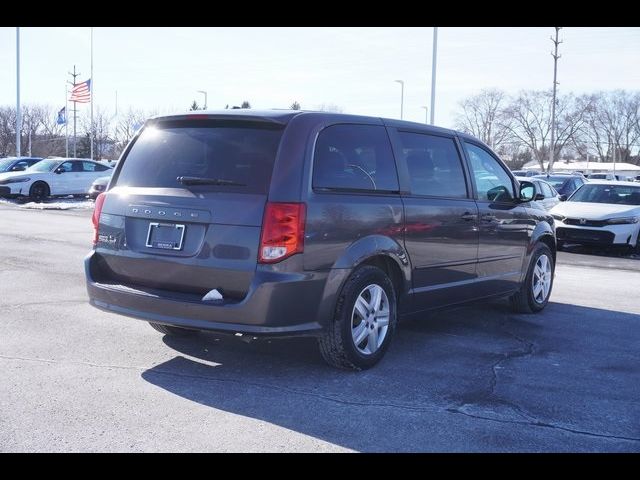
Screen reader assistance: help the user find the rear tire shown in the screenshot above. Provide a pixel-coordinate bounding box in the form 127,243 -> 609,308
510,243 -> 554,314
29,181 -> 50,201
318,265 -> 397,370
148,322 -> 198,336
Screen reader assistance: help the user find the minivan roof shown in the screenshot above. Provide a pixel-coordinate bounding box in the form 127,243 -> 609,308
148,109 -> 460,137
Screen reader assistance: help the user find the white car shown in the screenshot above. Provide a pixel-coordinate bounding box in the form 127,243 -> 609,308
0,158 -> 112,201
550,180 -> 640,251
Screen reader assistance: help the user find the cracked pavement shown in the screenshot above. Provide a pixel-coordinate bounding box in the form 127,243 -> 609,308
1,204 -> 639,452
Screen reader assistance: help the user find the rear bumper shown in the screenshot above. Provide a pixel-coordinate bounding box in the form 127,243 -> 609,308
85,251 -> 338,336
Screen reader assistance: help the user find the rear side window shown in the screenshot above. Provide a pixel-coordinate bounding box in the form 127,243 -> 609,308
396,132 -> 467,198
313,124 -> 399,192
82,161 -> 109,172
116,120 -> 283,194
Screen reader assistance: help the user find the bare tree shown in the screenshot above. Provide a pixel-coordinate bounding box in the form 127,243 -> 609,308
290,101 -> 301,110
113,108 -> 147,158
573,91 -> 640,164
502,90 -> 587,172
0,106 -> 17,157
79,107 -> 114,160
455,89 -> 512,150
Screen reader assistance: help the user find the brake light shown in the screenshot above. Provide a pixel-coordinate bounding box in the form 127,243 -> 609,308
258,202 -> 306,263
92,193 -> 106,246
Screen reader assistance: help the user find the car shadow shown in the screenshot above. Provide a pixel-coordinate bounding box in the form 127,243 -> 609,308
140,300 -> 640,452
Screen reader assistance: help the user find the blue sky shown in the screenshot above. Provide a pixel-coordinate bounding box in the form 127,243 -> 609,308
0,27 -> 638,128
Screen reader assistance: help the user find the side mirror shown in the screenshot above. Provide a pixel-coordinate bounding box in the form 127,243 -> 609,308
534,193 -> 545,201
55,167 -> 65,174
518,181 -> 535,202
11,165 -> 26,171
558,194 -> 567,202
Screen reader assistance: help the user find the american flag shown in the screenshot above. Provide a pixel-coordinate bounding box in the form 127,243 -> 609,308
69,79 -> 91,103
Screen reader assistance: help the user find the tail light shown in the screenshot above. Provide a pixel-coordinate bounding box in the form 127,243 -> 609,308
92,193 -> 106,246
258,202 -> 306,264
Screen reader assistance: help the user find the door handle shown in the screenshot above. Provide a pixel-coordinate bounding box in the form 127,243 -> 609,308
461,212 -> 477,221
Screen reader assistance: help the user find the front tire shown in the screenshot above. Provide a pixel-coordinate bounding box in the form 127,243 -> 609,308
318,265 -> 397,370
510,243 -> 555,313
29,181 -> 50,201
148,322 -> 198,336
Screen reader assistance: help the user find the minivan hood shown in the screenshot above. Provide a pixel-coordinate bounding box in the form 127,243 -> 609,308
551,202 -> 640,220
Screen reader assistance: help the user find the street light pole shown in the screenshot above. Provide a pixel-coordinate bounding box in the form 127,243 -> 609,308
394,80 -> 404,120
421,106 -> 429,124
429,27 -> 438,125
197,90 -> 208,110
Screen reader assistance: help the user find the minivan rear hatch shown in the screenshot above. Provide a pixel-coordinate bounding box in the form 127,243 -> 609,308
92,117 -> 285,302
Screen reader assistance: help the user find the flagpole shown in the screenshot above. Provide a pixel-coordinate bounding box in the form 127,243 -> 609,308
16,27 -> 21,157
90,27 -> 94,160
65,84 -> 69,157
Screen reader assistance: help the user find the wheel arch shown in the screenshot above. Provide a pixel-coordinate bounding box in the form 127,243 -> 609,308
315,235 -> 412,327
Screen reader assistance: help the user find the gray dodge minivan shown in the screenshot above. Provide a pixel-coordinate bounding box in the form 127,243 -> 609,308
85,110 -> 556,370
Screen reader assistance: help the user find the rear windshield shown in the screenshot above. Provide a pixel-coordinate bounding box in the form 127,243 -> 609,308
115,120 -> 284,194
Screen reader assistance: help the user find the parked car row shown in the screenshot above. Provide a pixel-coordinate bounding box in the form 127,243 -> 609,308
0,157 -> 114,201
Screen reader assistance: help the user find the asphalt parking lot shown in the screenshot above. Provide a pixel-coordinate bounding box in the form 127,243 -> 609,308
1,202 -> 639,452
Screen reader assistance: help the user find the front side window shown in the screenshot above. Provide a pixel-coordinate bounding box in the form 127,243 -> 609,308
59,161 -> 75,172
313,124 -> 399,192
540,182 -> 554,198
464,142 -> 514,202
397,132 -> 467,198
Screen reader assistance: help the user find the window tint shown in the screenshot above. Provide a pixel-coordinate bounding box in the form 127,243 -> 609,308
397,132 -> 467,198
116,120 -> 283,194
313,124 -> 398,192
14,160 -> 29,169
464,142 -> 514,202
540,182 -> 554,197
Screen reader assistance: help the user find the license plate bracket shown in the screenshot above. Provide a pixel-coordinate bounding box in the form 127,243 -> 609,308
145,222 -> 186,251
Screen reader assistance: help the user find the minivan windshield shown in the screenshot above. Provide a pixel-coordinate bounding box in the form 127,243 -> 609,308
115,120 -> 284,194
569,184 -> 640,205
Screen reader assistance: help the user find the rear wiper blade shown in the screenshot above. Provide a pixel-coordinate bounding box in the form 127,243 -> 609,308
177,176 -> 246,186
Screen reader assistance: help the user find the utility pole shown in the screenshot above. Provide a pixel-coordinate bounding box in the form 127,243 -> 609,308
429,27 -> 438,125
68,66 -> 80,157
548,27 -> 562,173
16,27 -> 21,157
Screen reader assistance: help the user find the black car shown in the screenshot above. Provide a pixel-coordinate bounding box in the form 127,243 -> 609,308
0,156 -> 42,173
533,173 -> 586,198
86,111 -> 556,370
